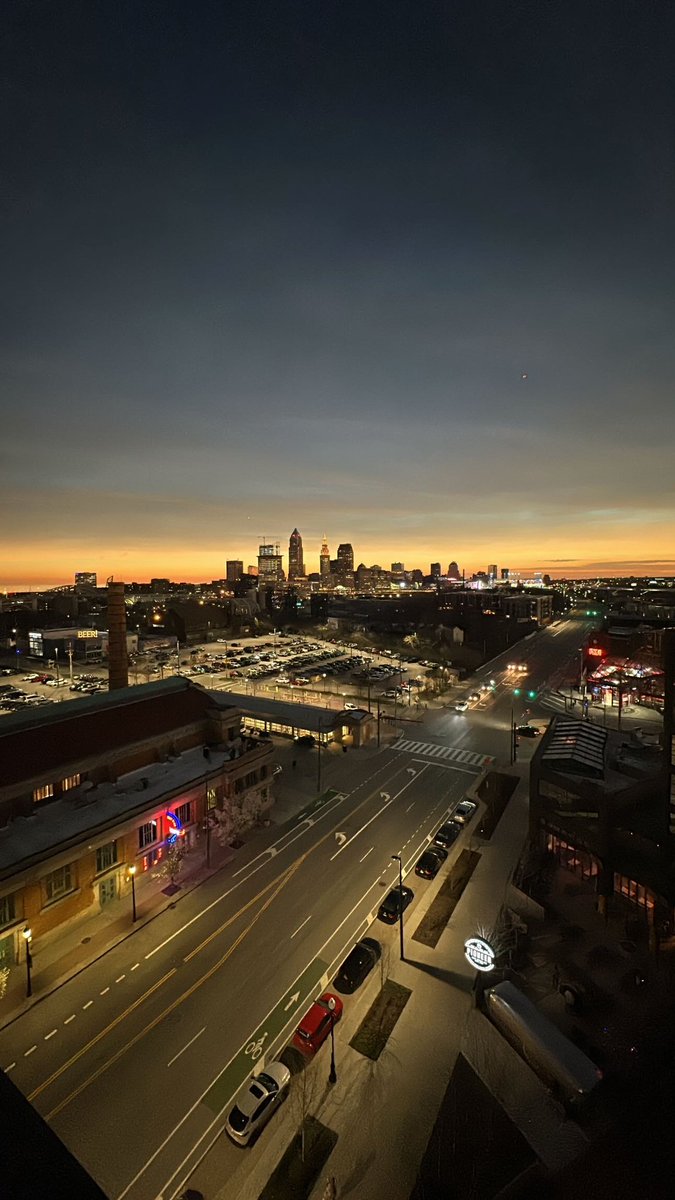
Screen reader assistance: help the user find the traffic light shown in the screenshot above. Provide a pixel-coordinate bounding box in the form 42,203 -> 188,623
513,688 -> 521,697
527,689 -> 537,699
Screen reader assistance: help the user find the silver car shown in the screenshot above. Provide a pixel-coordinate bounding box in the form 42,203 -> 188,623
225,1062 -> 291,1146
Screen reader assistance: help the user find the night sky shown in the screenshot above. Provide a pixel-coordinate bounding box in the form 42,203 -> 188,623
3,1 -> 675,588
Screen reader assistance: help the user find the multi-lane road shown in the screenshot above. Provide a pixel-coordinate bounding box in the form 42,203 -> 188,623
0,617 -> 595,1200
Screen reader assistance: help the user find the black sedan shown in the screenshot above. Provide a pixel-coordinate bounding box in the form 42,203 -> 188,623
333,937 -> 381,994
377,885 -> 414,925
415,847 -> 447,879
516,725 -> 542,738
433,819 -> 462,849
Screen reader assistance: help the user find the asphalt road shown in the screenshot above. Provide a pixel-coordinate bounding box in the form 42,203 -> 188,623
0,617 -> 596,1200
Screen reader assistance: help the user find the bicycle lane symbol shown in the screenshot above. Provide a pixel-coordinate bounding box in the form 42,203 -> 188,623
244,1032 -> 269,1062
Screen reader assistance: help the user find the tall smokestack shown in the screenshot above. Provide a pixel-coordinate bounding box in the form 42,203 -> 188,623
107,579 -> 129,691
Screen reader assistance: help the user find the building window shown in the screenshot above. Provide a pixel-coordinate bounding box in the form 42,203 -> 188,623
61,774 -> 81,793
207,787 -> 218,810
33,784 -> 55,803
175,801 -> 192,826
614,873 -> 655,911
43,863 -> 75,904
139,820 -> 159,849
142,847 -> 163,871
96,841 -> 118,874
0,893 -> 16,929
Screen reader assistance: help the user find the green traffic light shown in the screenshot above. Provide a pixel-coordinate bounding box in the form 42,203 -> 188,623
513,688 -> 521,696
527,690 -> 537,699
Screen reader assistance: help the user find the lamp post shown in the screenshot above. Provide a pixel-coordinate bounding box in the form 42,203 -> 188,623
316,737 -> 323,794
128,865 -> 137,922
22,926 -> 33,997
391,854 -> 405,961
327,996 -> 337,1084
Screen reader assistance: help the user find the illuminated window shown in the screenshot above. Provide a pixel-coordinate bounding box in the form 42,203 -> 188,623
138,820 -> 158,849
142,847 -> 163,871
43,863 -> 75,903
33,783 -> 54,803
207,787 -> 218,810
96,841 -> 117,873
61,774 -> 81,793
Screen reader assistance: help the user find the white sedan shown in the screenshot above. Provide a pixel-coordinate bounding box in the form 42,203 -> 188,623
225,1061 -> 291,1146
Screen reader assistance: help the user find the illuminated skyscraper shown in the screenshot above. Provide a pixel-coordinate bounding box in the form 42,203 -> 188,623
226,560 -> 243,583
257,543 -> 284,585
430,563 -> 441,579
320,535 -> 331,578
336,544 -> 354,588
447,561 -> 461,581
288,528 -> 304,579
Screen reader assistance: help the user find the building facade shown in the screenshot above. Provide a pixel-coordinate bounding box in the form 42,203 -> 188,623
257,543 -> 284,585
320,535 -> 331,578
0,679 -> 274,971
288,529 -> 304,580
226,560 -> 244,584
336,544 -> 354,589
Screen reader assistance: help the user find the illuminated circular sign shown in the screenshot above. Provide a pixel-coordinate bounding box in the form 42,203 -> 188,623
464,936 -> 496,972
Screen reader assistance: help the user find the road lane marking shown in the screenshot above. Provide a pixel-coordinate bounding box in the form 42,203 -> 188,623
330,766 -> 428,860
359,847 -> 374,862
45,1029 -> 57,1041
42,864 -> 302,1120
5,1062 -> 15,1072
28,968 -> 177,1104
167,1027 -> 206,1068
290,915 -> 311,939
82,1001 -> 93,1010
24,1046 -> 36,1057
64,1015 -> 76,1025
115,975 -> 125,984
406,802 -> 415,811
100,987 -> 110,996
130,963 -> 140,971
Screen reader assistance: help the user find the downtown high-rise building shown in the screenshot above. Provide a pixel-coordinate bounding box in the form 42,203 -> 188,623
288,528 -> 304,579
75,571 -> 97,589
447,561 -> 461,581
336,543 -> 354,588
226,560 -> 243,584
430,562 -> 441,579
257,542 -> 284,585
320,535 -> 331,578
488,563 -> 498,581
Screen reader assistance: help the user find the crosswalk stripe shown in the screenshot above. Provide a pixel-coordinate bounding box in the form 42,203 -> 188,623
391,737 -> 490,769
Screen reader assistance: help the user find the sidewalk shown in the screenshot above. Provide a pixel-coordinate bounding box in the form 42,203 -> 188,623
193,763 -> 588,1200
0,730 -> 401,1029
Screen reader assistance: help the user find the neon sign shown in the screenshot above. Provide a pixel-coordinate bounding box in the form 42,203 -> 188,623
588,647 -> 604,657
166,811 -> 183,844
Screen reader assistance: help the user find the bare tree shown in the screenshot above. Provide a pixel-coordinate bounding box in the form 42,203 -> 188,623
288,1061 -> 323,1162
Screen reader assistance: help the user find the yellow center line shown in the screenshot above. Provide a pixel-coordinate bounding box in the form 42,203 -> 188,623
30,766 -> 412,1114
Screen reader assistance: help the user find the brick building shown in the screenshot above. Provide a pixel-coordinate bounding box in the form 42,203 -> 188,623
0,678 -> 274,970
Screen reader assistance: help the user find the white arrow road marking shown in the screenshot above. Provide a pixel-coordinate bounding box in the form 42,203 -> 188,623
284,991 -> 301,1011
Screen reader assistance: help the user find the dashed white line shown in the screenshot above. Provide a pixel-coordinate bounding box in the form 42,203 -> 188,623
83,1000 -> 93,1010
359,847 -> 374,863
64,1014 -> 76,1025
290,915 -> 312,939
5,1062 -> 15,1072
45,1029 -> 57,1041
115,975 -> 126,983
406,802 -> 415,812
24,1045 -> 36,1057
100,987 -> 110,996
130,962 -> 140,971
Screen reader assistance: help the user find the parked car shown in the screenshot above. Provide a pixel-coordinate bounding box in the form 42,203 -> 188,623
415,846 -> 448,879
294,734 -> 316,747
377,884 -> 414,925
433,819 -> 462,849
516,725 -> 542,738
333,937 -> 381,994
454,799 -> 477,825
292,992 -> 343,1056
224,1062 -> 291,1146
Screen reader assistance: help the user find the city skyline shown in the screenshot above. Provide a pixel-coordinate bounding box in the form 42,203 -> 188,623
2,4 -> 674,593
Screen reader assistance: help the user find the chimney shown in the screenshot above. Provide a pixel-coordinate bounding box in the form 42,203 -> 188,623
107,579 -> 129,691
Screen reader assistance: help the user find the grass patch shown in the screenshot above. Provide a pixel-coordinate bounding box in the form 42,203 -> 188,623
413,849 -> 481,948
350,979 -> 412,1060
259,1116 -> 337,1200
475,771 -> 518,839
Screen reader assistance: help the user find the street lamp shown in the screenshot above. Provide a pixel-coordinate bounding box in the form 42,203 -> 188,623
128,865 -> 137,922
22,926 -> 33,997
391,854 -> 405,961
327,996 -> 338,1084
